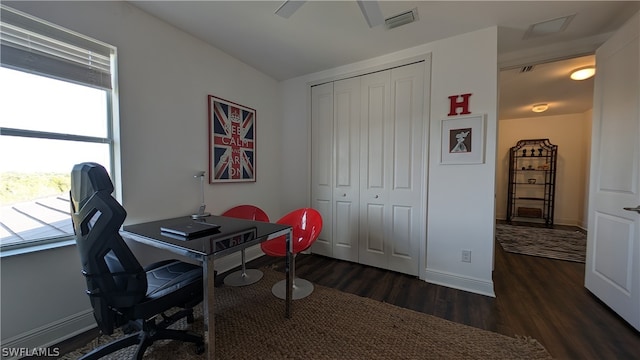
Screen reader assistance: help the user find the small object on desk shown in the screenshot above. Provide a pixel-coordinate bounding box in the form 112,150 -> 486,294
160,221 -> 220,238
191,171 -> 211,219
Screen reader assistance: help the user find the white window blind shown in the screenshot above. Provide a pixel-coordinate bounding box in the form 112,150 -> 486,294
0,5 -> 112,89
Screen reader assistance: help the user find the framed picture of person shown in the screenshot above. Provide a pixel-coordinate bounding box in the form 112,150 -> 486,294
440,114 -> 486,164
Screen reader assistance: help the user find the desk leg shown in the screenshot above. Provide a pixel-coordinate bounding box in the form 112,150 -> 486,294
285,229 -> 292,318
203,255 -> 215,359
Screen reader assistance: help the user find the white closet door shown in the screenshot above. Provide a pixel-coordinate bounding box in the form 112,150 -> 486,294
332,77 -> 361,261
310,82 -> 334,257
359,63 -> 424,276
387,63 -> 424,275
359,70 -> 392,269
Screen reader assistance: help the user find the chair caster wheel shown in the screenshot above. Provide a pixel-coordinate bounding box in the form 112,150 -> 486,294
195,342 -> 205,355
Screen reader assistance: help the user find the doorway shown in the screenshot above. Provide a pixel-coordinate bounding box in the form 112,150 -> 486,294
496,55 -> 595,230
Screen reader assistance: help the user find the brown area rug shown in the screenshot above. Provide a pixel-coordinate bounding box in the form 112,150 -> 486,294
62,268 -> 551,359
496,224 -> 587,263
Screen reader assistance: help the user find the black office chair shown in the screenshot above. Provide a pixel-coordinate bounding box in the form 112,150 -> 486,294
70,162 -> 204,359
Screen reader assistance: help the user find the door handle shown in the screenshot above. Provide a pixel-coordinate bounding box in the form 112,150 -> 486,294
623,205 -> 640,214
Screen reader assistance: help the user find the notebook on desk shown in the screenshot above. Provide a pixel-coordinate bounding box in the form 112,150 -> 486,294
160,221 -> 221,238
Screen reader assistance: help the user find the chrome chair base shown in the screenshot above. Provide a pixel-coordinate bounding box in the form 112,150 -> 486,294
271,278 -> 314,300
223,269 -> 263,287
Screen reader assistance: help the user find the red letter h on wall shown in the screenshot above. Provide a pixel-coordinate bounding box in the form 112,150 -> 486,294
448,93 -> 472,116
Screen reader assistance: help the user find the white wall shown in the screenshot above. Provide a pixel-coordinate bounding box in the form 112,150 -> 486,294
281,27 -> 499,297
424,28 -> 498,297
496,111 -> 592,227
1,0 -> 283,350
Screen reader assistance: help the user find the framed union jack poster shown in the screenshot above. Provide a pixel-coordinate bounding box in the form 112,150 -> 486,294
208,95 -> 256,183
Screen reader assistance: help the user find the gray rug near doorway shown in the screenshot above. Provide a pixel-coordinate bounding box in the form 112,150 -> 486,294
496,224 -> 587,263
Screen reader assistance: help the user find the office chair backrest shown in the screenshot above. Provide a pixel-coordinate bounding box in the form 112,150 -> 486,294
70,162 -> 147,334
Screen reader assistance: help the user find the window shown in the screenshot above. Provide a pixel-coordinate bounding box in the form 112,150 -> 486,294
0,5 -> 117,251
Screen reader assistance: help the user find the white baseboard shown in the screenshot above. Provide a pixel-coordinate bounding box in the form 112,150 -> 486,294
424,268 -> 495,298
1,309 -> 95,360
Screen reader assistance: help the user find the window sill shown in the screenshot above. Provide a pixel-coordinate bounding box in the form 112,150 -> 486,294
0,238 -> 76,258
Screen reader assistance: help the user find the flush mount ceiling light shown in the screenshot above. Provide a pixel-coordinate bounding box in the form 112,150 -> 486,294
523,14 -> 575,39
570,66 -> 596,80
532,103 -> 549,113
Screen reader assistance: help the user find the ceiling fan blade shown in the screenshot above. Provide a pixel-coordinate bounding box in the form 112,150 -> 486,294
275,0 -> 306,18
357,0 -> 384,27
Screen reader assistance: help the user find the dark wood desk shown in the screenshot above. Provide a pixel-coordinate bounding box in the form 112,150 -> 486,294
121,215 -> 293,360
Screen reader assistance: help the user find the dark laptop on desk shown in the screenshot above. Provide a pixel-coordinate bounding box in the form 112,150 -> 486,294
160,221 -> 220,239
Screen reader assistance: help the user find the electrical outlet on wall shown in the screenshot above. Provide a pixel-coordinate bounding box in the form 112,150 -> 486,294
461,250 -> 471,263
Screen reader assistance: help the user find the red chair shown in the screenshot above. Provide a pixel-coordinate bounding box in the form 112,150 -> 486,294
261,208 -> 323,300
221,205 -> 270,286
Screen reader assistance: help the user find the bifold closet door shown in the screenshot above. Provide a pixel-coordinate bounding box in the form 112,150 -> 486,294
359,63 -> 424,276
331,77 -> 361,262
310,82 -> 334,257
310,78 -> 361,262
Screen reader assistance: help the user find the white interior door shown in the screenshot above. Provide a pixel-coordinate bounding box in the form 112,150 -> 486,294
310,82 -> 334,257
359,63 -> 425,276
386,63 -> 425,275
332,77 -> 361,262
359,70 -> 391,269
585,12 -> 640,331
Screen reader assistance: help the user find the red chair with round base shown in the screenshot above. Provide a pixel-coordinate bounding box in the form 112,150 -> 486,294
261,208 -> 323,300
221,205 -> 270,287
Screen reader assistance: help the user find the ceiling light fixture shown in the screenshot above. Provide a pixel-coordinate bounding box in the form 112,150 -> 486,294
532,103 -> 549,113
570,66 -> 596,80
523,14 -> 575,39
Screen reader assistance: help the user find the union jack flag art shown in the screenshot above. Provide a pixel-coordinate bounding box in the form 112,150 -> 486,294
208,95 -> 256,183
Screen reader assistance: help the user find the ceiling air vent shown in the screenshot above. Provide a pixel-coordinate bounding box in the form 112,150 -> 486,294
520,65 -> 535,73
385,8 -> 418,30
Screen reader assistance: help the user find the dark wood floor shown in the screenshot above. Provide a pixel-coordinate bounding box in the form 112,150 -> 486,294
57,235 -> 640,360
249,244 -> 640,360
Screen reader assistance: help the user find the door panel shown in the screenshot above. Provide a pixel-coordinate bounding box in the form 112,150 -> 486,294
593,214 -> 633,292
387,63 -> 424,275
363,203 -> 385,253
363,78 -> 387,189
359,71 -> 391,268
391,205 -> 412,257
310,82 -> 334,256
334,200 -> 357,258
392,77 -> 415,190
332,78 -> 360,262
586,12 -> 639,331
